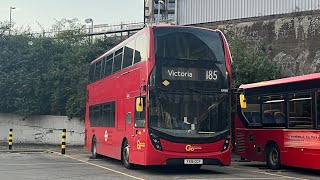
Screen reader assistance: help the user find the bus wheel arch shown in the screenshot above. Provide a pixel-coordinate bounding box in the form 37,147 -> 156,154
121,138 -> 135,169
264,141 -> 281,170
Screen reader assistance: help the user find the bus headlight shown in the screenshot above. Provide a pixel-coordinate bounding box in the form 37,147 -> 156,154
150,132 -> 163,151
221,135 -> 230,152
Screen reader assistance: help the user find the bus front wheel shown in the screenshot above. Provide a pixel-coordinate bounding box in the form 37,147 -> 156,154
122,139 -> 134,169
265,143 -> 281,170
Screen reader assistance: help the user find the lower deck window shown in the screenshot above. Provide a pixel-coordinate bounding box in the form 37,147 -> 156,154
89,102 -> 116,127
262,95 -> 286,127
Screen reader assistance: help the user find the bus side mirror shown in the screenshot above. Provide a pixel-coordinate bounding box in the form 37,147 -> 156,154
136,97 -> 144,112
239,94 -> 247,109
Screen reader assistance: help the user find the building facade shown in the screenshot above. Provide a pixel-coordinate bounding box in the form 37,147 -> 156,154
176,0 -> 320,25
145,0 -> 176,24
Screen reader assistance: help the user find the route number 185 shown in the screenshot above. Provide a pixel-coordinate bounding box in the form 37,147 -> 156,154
206,70 -> 218,80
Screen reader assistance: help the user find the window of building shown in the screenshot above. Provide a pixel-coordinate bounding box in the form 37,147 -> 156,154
168,2 -> 175,9
134,34 -> 147,64
135,97 -> 146,128
241,96 -> 261,126
262,95 -> 286,127
168,13 -> 175,20
94,60 -> 102,81
154,14 -> 162,23
288,92 -> 313,129
104,54 -> 113,77
113,48 -> 123,73
123,40 -> 135,69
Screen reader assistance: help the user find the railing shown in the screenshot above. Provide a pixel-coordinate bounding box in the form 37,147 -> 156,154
30,21 -> 145,38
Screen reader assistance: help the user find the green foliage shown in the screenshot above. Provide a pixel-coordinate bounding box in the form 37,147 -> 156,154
229,35 -> 283,88
0,19 -> 120,120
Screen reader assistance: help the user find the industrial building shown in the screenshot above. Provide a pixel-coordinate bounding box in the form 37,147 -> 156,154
145,0 -> 176,24
175,0 -> 320,25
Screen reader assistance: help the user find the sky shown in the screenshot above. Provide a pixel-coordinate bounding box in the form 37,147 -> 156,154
0,0 -> 144,32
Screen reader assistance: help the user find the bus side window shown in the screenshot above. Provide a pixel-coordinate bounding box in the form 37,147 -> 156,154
262,95 -> 286,127
134,34 -> 147,64
89,64 -> 94,82
94,60 -> 102,81
134,97 -> 146,128
123,40 -> 135,69
288,93 -> 312,129
104,54 -> 113,77
241,96 -> 261,126
113,48 -> 123,73
317,91 -> 320,129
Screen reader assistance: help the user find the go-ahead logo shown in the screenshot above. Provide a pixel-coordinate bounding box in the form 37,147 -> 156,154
185,145 -> 202,152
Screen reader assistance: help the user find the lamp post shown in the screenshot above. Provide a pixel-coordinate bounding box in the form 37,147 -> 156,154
85,18 -> 93,34
9,6 -> 16,35
85,18 -> 93,42
157,0 -> 164,24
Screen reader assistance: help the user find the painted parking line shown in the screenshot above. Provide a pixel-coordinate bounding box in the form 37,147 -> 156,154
47,150 -> 145,180
187,178 -> 275,180
228,166 -> 309,180
2,163 -> 84,166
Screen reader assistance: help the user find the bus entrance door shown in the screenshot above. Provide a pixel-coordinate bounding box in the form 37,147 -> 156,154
125,94 -> 146,165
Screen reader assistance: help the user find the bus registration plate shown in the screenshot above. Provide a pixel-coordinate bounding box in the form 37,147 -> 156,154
184,159 -> 203,164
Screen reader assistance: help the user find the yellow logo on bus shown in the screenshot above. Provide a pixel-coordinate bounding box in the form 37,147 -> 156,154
137,140 -> 145,150
185,145 -> 202,152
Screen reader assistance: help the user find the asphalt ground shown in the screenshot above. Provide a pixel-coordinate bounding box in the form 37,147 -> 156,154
0,144 -> 320,180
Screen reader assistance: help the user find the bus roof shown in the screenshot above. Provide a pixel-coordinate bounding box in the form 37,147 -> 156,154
239,73 -> 320,90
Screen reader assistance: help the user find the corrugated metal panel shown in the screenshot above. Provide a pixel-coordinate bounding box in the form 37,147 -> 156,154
176,0 -> 320,25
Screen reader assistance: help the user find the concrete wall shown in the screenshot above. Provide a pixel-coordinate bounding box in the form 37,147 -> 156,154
0,113 -> 84,145
197,11 -> 320,76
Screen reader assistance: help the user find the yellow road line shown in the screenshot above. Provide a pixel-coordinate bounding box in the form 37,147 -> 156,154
47,150 -> 145,180
228,166 -> 309,180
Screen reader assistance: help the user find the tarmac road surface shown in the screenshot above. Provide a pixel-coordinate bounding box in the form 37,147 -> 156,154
0,144 -> 319,180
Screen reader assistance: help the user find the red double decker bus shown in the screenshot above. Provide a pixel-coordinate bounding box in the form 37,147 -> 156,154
235,73 -> 320,170
85,25 -> 232,169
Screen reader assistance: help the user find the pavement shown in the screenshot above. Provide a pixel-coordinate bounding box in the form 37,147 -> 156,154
0,142 -> 83,153
0,143 -> 320,180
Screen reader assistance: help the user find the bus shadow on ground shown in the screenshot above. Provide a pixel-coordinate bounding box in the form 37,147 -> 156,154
135,165 -> 226,175
95,156 -> 225,175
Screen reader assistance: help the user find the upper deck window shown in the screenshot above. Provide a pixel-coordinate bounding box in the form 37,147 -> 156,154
154,27 -> 225,62
113,48 -> 123,73
134,34 -> 147,64
123,40 -> 135,69
104,54 -> 113,77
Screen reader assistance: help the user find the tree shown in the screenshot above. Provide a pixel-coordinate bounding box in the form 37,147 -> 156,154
229,35 -> 283,88
0,19 -> 120,120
